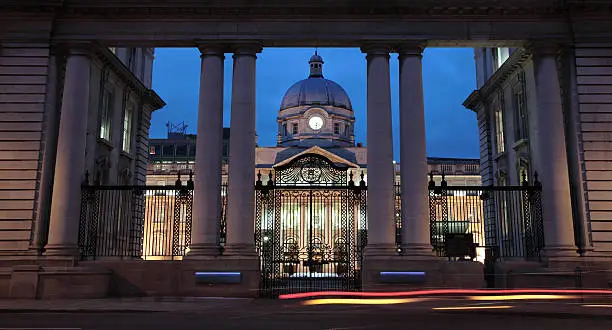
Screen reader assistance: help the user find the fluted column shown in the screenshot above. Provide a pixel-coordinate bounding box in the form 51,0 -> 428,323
362,45 -> 396,254
398,44 -> 433,256
188,46 -> 226,257
530,43 -> 577,258
224,45 -> 261,256
45,46 -> 92,256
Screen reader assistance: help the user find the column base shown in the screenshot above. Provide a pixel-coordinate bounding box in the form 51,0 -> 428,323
399,243 -> 436,259
223,244 -> 258,257
43,244 -> 79,258
185,243 -> 221,259
542,245 -> 580,261
363,244 -> 399,258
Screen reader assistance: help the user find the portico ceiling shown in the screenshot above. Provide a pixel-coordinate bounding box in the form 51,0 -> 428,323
1,0 -> 611,47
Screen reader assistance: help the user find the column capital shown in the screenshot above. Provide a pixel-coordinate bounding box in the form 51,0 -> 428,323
361,43 -> 392,57
526,41 -> 565,56
60,42 -> 96,58
396,42 -> 426,58
231,43 -> 263,57
197,44 -> 227,58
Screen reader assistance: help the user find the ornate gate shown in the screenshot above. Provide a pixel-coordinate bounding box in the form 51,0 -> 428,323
255,154 -> 367,297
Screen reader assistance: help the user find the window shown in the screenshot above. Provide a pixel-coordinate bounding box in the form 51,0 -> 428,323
175,144 -> 187,157
344,124 -> 350,136
189,145 -> 196,157
99,91 -> 113,141
518,161 -> 530,184
494,107 -> 505,154
492,47 -> 510,70
222,140 -> 229,158
292,123 -> 298,135
127,48 -> 137,72
497,172 -> 508,186
283,124 -> 287,136
162,145 -> 174,157
334,122 -> 340,135
149,145 -> 156,155
122,103 -> 134,153
512,89 -> 529,141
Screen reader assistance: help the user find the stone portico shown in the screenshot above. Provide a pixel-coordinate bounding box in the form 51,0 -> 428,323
0,1 -> 611,298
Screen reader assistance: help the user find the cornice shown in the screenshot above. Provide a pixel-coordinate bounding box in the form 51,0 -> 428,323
88,44 -> 166,111
464,49 -> 531,112
4,0 -> 610,18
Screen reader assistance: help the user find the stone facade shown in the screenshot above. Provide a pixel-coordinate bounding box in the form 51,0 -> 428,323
465,44 -> 612,257
0,42 -> 164,256
0,1 -> 611,298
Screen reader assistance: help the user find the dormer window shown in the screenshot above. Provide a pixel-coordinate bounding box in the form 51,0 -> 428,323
292,123 -> 298,135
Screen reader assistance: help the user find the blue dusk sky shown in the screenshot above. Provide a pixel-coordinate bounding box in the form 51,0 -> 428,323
149,47 -> 479,159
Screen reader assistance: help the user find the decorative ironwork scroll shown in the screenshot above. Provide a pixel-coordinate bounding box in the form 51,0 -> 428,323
274,154 -> 349,186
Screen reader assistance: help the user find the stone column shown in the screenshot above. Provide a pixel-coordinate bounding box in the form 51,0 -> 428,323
362,45 -> 396,254
30,49 -> 59,254
224,45 -> 261,256
397,44 -> 433,256
45,46 -> 92,256
188,46 -> 226,257
530,43 -> 577,258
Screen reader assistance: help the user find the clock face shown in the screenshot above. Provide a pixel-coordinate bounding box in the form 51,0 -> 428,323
309,116 -> 324,130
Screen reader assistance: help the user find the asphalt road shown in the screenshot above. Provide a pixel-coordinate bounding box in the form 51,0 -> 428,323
0,303 -> 610,330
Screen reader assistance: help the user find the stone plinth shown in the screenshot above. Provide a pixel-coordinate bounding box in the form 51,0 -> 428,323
88,256 -> 260,298
494,259 -> 612,290
0,265 -> 111,299
362,255 -> 485,291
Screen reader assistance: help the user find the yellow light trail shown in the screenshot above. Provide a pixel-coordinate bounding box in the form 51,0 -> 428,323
433,305 -> 514,311
302,298 -> 427,306
468,295 -> 578,301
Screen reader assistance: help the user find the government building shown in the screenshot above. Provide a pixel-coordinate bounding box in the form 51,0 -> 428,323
143,53 -> 483,269
1,1 -> 610,299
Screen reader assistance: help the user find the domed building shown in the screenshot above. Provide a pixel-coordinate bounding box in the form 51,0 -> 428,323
277,51 -> 355,148
146,51 -> 482,265
255,51 -> 367,175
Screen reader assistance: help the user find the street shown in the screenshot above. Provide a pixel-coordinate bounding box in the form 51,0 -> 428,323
0,299 -> 610,330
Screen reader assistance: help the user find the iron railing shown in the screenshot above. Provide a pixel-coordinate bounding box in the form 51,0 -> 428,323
78,173 -> 229,260
79,172 -> 543,262
424,173 -> 544,261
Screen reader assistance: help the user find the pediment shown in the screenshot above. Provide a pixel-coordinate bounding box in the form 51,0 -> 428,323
273,146 -> 359,169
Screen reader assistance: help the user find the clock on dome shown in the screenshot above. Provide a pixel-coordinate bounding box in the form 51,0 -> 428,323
308,116 -> 324,130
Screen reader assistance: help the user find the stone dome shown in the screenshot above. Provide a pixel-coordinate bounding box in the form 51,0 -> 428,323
279,77 -> 353,111
279,51 -> 353,111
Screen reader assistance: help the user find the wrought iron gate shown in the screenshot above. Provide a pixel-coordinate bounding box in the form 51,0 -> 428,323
255,154 -> 367,297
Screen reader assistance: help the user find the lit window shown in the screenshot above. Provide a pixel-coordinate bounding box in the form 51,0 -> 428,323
122,103 -> 134,153
494,108 -> 505,154
149,146 -> 156,155
99,91 -> 113,141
